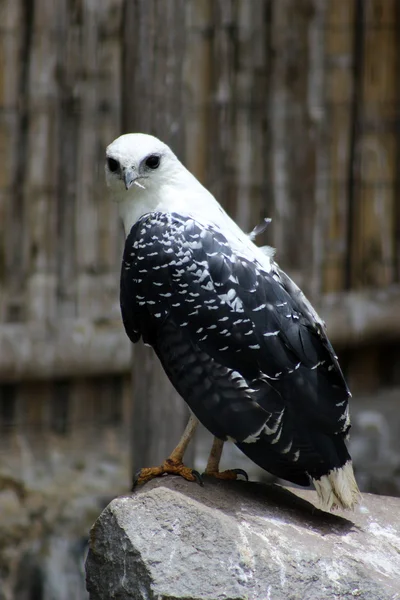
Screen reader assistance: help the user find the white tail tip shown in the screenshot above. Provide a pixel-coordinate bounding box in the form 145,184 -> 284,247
313,461 -> 361,511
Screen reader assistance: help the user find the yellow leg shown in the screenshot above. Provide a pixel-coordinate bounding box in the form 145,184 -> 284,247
204,436 -> 225,473
204,437 -> 248,481
169,413 -> 199,462
133,414 -> 201,487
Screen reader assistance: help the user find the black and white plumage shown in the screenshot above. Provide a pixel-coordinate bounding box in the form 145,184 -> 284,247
106,133 -> 360,511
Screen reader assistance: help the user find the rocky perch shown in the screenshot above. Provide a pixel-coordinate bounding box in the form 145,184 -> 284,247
86,477 -> 400,600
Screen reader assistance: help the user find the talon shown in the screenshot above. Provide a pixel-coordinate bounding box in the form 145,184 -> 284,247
204,468 -> 249,481
232,468 -> 249,481
191,470 -> 204,487
131,469 -> 143,491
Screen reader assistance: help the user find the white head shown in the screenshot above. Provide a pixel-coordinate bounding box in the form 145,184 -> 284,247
105,133 -> 272,270
105,132 -> 225,237
105,133 -> 203,234
105,133 -> 185,194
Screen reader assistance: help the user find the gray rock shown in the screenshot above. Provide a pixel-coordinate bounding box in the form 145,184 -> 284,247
86,477 -> 400,600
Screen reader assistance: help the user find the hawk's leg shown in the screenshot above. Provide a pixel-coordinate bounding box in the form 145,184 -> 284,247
204,437 -> 248,481
133,414 -> 202,488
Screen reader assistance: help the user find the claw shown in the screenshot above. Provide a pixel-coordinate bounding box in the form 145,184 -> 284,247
231,468 -> 249,481
191,469 -> 204,487
131,469 -> 143,491
203,468 -> 249,482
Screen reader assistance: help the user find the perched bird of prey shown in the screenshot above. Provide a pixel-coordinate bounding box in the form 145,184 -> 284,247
105,133 -> 360,511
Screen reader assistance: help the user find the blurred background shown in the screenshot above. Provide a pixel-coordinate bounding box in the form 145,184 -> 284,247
0,0 -> 399,598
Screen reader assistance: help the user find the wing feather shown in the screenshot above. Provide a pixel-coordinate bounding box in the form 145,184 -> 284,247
120,212 -> 350,447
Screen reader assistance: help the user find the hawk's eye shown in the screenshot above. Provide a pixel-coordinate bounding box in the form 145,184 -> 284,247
145,154 -> 160,169
107,157 -> 119,172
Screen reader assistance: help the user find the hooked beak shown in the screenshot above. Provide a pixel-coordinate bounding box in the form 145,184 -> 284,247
123,167 -> 137,190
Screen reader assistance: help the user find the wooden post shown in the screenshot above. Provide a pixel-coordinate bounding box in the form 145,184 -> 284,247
344,0 -> 399,392
122,0 -> 193,476
350,0 -> 398,289
324,0 -> 356,292
268,0 -> 329,297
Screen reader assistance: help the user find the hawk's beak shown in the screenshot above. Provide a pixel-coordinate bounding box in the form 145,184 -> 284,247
123,167 -> 137,190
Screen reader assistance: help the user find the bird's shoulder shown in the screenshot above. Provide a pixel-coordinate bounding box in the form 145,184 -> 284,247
120,211 -> 231,341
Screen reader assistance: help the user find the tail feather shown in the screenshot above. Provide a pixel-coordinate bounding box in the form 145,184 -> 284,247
313,460 -> 361,511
